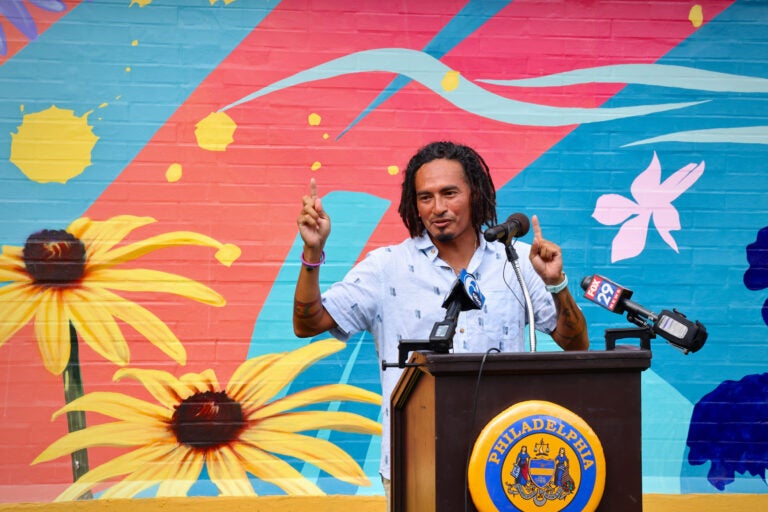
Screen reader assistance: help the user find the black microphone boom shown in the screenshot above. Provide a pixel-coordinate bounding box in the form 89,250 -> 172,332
484,213 -> 530,242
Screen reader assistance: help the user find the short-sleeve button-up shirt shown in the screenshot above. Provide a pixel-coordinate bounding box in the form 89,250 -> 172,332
322,233 -> 557,479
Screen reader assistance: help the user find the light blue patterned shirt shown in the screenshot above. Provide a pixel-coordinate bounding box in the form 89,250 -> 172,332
322,232 -> 557,479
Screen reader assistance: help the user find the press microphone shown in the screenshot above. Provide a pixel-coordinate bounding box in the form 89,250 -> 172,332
484,213 -> 530,243
429,269 -> 485,352
581,274 -> 707,354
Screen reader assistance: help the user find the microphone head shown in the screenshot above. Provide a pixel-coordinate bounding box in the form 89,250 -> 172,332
507,213 -> 530,237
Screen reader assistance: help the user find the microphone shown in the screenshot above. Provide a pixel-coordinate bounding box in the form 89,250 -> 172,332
484,213 -> 530,243
429,269 -> 485,352
581,274 -> 707,354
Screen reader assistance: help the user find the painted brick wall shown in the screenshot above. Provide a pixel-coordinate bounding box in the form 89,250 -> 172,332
0,0 -> 765,507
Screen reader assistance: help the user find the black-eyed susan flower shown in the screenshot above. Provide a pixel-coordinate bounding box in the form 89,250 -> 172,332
33,339 -> 382,500
0,215 -> 240,374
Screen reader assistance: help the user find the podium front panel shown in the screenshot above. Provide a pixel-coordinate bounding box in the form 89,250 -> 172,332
391,348 -> 651,512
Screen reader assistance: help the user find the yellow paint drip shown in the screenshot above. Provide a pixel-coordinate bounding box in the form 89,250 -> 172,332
10,105 -> 99,184
441,70 -> 461,92
689,5 -> 703,27
166,163 -> 183,182
130,0 -> 152,7
308,113 -> 322,126
387,165 -> 399,176
215,243 -> 242,266
195,111 -> 237,152
311,161 -> 322,171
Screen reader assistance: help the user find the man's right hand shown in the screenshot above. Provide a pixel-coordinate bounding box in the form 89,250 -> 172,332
297,178 -> 331,259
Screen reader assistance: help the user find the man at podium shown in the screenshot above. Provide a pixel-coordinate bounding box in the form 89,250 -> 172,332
292,141 -> 589,509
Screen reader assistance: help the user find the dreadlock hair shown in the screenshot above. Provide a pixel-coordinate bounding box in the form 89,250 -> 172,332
398,141 -> 497,238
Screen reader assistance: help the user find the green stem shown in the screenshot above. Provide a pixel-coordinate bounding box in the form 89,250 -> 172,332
62,321 -> 93,500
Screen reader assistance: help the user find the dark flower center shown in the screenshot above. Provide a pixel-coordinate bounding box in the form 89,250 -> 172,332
23,229 -> 86,286
171,391 -> 246,450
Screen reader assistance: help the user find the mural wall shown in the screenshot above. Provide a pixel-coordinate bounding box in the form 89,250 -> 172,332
0,0 -> 766,506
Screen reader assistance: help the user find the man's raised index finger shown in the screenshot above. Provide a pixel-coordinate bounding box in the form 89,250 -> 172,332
531,214 -> 543,240
309,178 -> 318,199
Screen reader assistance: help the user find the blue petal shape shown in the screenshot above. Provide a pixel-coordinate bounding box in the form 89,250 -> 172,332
480,63 -> 768,93
221,48 -> 703,127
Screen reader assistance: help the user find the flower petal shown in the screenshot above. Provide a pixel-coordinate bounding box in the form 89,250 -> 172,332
113,368 -> 193,410
592,194 -> 639,226
256,411 -> 382,436
50,391 -> 169,423
33,421 -> 167,464
611,214 -> 650,262
101,447 -> 198,500
156,448 -> 206,497
235,443 -> 324,495
66,288 -> 130,366
238,339 -> 346,409
629,152 -> 663,204
93,231 -> 240,268
88,267 -> 225,306
206,445 -> 256,496
0,283 -> 41,347
0,246 -> 28,282
179,368 -> 220,394
69,215 -> 156,261
33,288 -> 71,375
251,384 -> 381,419
249,430 -> 370,487
53,443 -> 180,502
91,286 -> 187,365
226,353 -> 284,402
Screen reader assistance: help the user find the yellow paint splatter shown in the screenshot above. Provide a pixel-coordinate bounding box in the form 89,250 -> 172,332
441,70 -> 461,92
215,243 -> 242,266
195,111 -> 237,152
689,5 -> 703,27
166,163 -> 183,182
125,66 -> 131,73
10,105 -> 99,184
130,0 -> 152,7
210,0 -> 237,5
99,103 -> 108,109
323,133 -> 329,140
311,161 -> 322,171
132,40 -> 139,47
387,165 -> 399,176
308,113 -> 322,126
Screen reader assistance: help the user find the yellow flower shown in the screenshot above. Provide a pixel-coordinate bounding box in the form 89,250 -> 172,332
0,215 -> 240,374
33,339 -> 382,500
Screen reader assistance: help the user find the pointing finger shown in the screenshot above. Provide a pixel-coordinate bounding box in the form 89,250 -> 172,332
532,214 -> 543,241
310,178 -> 318,199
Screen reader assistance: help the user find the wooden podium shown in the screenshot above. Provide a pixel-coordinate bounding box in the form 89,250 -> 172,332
390,348 -> 651,511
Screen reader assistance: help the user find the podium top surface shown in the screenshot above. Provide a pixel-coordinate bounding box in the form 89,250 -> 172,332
408,347 -> 651,376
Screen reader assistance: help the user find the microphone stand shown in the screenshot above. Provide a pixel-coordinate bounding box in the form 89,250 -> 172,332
504,241 -> 537,352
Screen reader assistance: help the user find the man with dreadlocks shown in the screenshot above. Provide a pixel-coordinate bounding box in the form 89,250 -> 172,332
292,141 -> 588,507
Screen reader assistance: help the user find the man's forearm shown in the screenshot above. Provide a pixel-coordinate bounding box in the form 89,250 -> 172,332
293,260 -> 335,337
551,289 -> 589,351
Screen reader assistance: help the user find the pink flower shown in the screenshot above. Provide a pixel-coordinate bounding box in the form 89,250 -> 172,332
592,152 -> 705,262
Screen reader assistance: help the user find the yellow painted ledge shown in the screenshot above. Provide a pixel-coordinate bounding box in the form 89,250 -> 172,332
0,496 -> 385,512
644,493 -> 768,511
1,494 -> 767,511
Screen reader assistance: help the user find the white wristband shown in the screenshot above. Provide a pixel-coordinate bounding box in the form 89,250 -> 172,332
545,272 -> 568,294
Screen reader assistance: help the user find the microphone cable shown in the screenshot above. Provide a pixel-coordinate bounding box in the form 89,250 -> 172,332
464,346 -> 500,512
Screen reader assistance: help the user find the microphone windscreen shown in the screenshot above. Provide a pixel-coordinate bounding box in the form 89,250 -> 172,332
508,213 -> 530,237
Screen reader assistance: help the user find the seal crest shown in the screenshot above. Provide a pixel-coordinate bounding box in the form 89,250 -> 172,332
468,400 -> 606,511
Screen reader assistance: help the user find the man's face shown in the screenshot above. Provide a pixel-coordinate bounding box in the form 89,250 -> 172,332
414,158 -> 473,243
